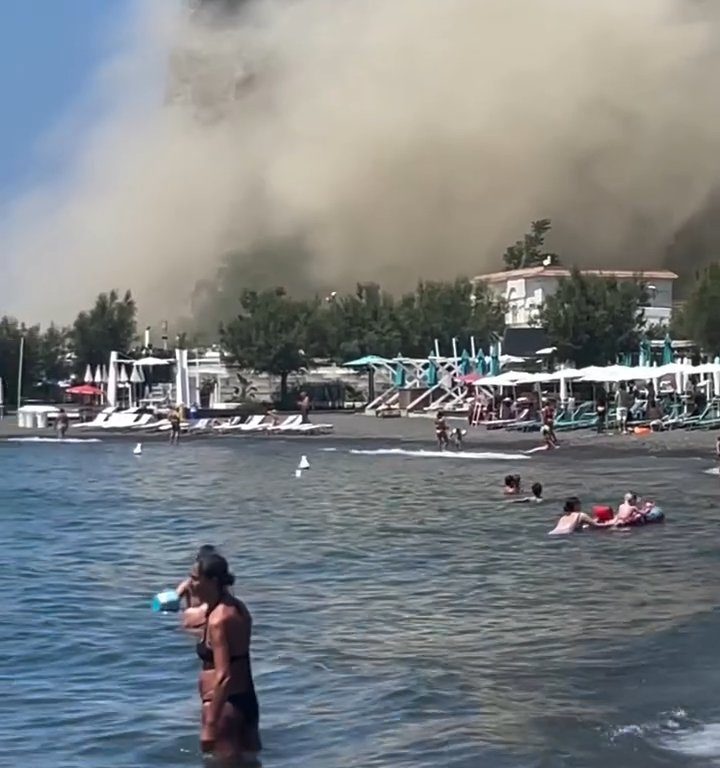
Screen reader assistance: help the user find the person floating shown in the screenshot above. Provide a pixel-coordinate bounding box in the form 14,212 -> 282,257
510,482 -> 543,504
183,551 -> 261,761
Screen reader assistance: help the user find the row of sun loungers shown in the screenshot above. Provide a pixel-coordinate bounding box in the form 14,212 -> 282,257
72,408 -> 334,435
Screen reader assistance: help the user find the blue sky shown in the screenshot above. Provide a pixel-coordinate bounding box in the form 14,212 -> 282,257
0,0 -> 134,195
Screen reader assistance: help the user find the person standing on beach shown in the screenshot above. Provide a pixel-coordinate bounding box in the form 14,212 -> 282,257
298,391 -> 311,423
595,388 -> 608,433
168,406 -> 181,445
715,436 -> 720,463
55,408 -> 69,440
541,399 -> 558,446
615,383 -> 633,433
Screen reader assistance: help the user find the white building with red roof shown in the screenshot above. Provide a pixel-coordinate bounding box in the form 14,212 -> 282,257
473,266 -> 678,328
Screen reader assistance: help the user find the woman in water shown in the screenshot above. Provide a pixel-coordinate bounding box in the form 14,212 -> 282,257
188,552 -> 261,760
434,411 -> 450,449
549,497 -> 609,535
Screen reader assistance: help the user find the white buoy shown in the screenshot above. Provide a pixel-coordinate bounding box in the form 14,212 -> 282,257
295,469 -> 302,478
298,455 -> 310,470
133,442 -> 143,456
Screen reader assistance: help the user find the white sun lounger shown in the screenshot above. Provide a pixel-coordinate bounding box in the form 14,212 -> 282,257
266,415 -> 303,432
73,407 -> 117,428
236,415 -> 271,432
282,420 -> 334,435
213,416 -> 246,432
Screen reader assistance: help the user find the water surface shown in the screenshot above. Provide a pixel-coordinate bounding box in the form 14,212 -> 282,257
1,438 -> 719,768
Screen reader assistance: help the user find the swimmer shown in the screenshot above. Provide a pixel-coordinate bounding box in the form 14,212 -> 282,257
614,492 -> 642,524
504,474 -> 522,495
549,496 -> 609,535
190,552 -> 262,761
510,482 -> 543,504
434,411 -> 449,450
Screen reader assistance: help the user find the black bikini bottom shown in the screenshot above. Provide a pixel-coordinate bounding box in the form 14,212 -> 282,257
227,687 -> 259,727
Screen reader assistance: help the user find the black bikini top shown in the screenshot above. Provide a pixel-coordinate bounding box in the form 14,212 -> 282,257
196,603 -> 250,670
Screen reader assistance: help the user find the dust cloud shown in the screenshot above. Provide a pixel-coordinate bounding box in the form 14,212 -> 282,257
2,0 -> 720,325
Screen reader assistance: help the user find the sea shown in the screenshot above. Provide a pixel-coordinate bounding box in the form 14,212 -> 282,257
1,436 -> 720,768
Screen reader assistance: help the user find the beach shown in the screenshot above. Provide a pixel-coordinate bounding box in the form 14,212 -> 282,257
1,411 -> 717,460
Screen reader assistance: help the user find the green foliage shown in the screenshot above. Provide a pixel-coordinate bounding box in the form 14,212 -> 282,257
71,290 -> 137,370
503,219 -> 558,270
677,263 -> 720,354
539,269 -> 648,367
221,287 -> 314,399
220,280 -> 506,394
0,319 -> 72,405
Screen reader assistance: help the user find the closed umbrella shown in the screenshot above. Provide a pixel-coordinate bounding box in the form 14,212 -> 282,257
459,349 -> 471,376
426,359 -> 438,386
94,366 -> 103,384
662,333 -> 673,365
639,336 -> 651,367
476,349 -> 487,375
489,344 -> 501,376
84,364 -> 93,383
393,361 -> 406,388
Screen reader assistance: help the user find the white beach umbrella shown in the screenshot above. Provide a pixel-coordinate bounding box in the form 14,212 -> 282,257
94,366 -> 103,384
135,356 -> 170,366
84,364 -> 93,383
130,366 -> 143,384
118,365 -> 129,384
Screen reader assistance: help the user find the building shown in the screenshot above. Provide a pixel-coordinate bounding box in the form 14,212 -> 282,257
473,267 -> 678,328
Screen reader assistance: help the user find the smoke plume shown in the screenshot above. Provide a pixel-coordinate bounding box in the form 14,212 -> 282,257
2,0 -> 720,324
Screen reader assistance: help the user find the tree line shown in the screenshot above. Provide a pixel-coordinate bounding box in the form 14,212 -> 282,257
3,220 -> 720,406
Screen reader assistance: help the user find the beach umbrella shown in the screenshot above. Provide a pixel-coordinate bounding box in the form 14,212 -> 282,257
101,365 -> 109,384
94,365 -> 103,384
66,383 -> 104,397
83,364 -> 93,383
475,349 -> 487,375
118,365 -> 128,384
459,349 -> 471,376
662,333 -> 673,365
130,366 -> 143,384
425,358 -> 439,387
393,361 -> 406,388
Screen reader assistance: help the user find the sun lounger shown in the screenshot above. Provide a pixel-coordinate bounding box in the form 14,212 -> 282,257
281,420 -> 334,435
236,415 -> 271,432
73,407 -> 118,428
213,416 -> 246,431
266,415 -> 303,432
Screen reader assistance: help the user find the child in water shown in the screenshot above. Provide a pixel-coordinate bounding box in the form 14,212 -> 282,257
504,475 -> 522,495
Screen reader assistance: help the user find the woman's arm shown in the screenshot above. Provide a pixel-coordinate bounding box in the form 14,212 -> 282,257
204,616 -> 233,747
176,577 -> 192,608
182,604 -> 208,631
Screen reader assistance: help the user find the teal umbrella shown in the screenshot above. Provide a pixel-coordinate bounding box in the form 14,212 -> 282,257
662,333 -> 673,365
490,344 -> 501,376
393,362 -> 406,387
639,336 -> 652,366
459,349 -> 471,376
475,349 -> 487,375
425,359 -> 438,386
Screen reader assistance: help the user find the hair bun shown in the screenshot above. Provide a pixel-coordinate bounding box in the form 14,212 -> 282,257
223,571 -> 236,587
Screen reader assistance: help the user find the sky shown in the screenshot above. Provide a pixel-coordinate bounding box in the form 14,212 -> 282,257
0,0 -> 134,198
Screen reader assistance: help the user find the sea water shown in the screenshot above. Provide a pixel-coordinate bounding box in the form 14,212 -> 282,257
1,438 -> 719,768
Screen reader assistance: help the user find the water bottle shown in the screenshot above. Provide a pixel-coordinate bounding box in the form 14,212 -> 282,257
152,589 -> 181,612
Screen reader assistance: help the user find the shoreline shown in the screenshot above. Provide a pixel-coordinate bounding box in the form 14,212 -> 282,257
0,412 -> 717,460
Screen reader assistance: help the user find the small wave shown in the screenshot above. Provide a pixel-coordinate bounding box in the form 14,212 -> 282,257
4,437 -> 102,444
348,448 -> 528,461
660,721 -> 720,758
703,466 -> 719,475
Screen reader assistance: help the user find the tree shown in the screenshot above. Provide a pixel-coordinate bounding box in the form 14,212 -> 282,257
0,317 -> 42,407
502,219 -> 559,270
220,287 -> 314,403
37,324 -> 71,384
71,290 -> 137,370
677,263 -> 720,354
539,269 -> 648,367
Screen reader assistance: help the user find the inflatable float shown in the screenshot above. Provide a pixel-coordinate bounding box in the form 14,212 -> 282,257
592,504 -> 665,526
